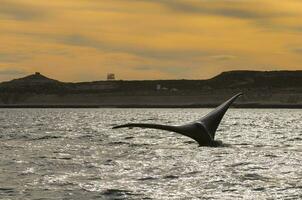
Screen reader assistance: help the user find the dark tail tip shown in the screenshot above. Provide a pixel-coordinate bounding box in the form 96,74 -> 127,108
236,92 -> 243,97
230,93 -> 243,104
112,125 -> 121,129
112,124 -> 130,129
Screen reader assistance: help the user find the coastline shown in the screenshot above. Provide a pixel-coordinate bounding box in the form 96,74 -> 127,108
1,104 -> 302,109
1,71 -> 301,108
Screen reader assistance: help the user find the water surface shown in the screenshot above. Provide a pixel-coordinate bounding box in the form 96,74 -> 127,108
0,109 -> 301,199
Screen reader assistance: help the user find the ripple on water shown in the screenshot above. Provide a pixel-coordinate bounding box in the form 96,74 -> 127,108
0,187 -> 15,194
138,177 -> 158,181
108,141 -> 130,146
163,175 -> 179,179
227,162 -> 251,168
101,189 -> 143,199
0,108 -> 301,199
241,173 -> 270,181
33,135 -> 62,140
20,167 -> 35,175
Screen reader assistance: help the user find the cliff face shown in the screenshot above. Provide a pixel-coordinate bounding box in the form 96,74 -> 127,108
0,70 -> 301,107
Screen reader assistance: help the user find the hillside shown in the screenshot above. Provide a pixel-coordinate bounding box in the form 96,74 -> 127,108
208,70 -> 302,89
0,70 -> 301,107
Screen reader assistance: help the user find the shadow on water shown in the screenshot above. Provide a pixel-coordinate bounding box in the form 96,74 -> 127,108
0,187 -> 15,195
240,173 -> 270,181
33,135 -> 62,140
163,175 -> 179,179
101,189 -> 151,199
138,177 -> 158,181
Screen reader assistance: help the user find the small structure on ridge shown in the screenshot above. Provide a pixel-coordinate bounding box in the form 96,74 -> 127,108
107,73 -> 115,81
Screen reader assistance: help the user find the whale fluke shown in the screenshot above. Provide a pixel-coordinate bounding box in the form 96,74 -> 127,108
113,93 -> 243,146
198,92 -> 243,140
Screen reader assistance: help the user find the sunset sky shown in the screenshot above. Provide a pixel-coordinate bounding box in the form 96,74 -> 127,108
0,0 -> 302,82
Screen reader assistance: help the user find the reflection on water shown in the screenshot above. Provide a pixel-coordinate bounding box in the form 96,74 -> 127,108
0,109 -> 301,199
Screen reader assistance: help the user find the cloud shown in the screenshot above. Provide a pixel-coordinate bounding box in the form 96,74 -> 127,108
115,0 -> 302,34
291,47 -> 302,54
127,0 -> 289,19
211,55 -> 237,61
124,0 -> 302,33
159,66 -> 190,75
0,53 -> 30,63
133,65 -> 188,75
0,0 -> 48,20
0,1 -> 301,81
0,68 -> 27,76
57,34 -> 105,50
54,34 -> 209,60
134,66 -> 152,71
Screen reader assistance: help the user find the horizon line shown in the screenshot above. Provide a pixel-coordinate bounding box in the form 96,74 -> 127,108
2,69 -> 302,84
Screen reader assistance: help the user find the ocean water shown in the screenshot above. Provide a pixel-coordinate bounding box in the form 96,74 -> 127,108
0,108 -> 301,200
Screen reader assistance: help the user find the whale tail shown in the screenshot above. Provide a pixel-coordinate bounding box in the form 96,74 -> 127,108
113,93 -> 243,146
112,123 -> 181,133
199,93 -> 243,140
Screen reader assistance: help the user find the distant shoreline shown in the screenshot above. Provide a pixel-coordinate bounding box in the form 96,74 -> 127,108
1,71 -> 301,108
1,104 -> 302,109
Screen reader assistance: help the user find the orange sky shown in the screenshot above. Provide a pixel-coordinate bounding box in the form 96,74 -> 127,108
0,0 -> 302,81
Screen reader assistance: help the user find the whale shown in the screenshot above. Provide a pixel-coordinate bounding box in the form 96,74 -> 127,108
113,93 -> 243,146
